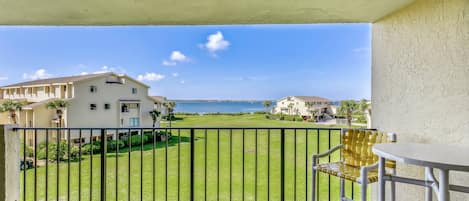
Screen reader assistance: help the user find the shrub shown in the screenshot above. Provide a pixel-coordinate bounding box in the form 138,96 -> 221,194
254,111 -> 267,114
163,114 -> 176,120
266,114 -> 304,122
70,146 -> 81,159
21,143 -> 34,157
174,112 -> 199,116
36,141 -> 72,161
204,112 -> 250,116
82,142 -> 101,155
124,135 -> 149,147
143,131 -> 172,142
107,140 -> 125,151
295,116 -> 304,121
143,132 -> 156,142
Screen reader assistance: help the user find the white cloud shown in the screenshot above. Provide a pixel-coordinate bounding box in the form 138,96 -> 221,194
180,80 -> 185,84
23,69 -> 51,80
162,51 -> 189,66
224,76 -> 269,81
170,51 -> 188,62
137,73 -> 165,82
93,66 -> 113,74
162,60 -> 177,66
203,31 -> 230,56
352,47 -> 370,53
75,64 -> 87,69
172,73 -> 179,77
0,76 -> 8,81
79,66 -> 126,75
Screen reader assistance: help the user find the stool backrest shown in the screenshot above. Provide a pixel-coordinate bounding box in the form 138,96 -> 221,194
341,129 -> 396,169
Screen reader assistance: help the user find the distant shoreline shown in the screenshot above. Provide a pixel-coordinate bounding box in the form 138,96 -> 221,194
172,100 -> 273,113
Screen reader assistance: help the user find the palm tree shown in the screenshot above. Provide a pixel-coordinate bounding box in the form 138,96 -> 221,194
359,99 -> 371,114
263,100 -> 272,113
163,101 -> 176,115
46,99 -> 69,127
149,109 -> 161,128
0,100 -> 23,124
163,101 -> 176,127
358,99 -> 371,126
338,100 -> 359,127
287,103 -> 294,115
309,109 -> 319,122
305,102 -> 313,119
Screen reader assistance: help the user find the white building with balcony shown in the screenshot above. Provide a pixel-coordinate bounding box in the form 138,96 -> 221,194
272,96 -> 333,118
0,72 -> 162,143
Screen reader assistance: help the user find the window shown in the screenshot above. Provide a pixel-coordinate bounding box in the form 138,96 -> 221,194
121,104 -> 129,112
129,103 -> 139,109
90,104 -> 97,110
129,117 -> 140,127
90,86 -> 97,93
132,88 -> 137,94
104,103 -> 111,110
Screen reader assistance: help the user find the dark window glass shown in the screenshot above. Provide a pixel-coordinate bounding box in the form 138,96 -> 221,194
121,104 -> 129,112
90,86 -> 97,93
90,104 -> 97,110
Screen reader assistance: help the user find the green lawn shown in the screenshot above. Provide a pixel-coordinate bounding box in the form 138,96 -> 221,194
161,113 -> 342,128
21,114 -> 363,201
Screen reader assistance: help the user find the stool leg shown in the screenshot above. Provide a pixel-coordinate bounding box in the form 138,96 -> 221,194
378,157 -> 386,201
361,182 -> 368,201
312,157 -> 317,201
340,178 -> 345,200
438,169 -> 449,201
361,167 -> 368,201
425,167 -> 433,201
390,181 -> 396,201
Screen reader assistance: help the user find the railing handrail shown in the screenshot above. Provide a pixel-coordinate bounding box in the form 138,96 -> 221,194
13,127 -> 345,130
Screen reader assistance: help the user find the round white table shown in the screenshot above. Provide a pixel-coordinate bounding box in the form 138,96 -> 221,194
373,143 -> 469,201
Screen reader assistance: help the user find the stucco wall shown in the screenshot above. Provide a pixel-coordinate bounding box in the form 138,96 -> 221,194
67,75 -> 154,128
273,97 -> 330,116
372,0 -> 469,200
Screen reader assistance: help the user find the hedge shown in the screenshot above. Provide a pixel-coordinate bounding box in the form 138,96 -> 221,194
124,135 -> 149,147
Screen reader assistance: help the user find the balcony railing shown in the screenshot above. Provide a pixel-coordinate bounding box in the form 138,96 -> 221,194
16,127 -> 362,201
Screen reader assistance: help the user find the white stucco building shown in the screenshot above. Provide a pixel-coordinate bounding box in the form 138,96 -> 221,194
272,96 -> 333,118
0,72 -> 163,143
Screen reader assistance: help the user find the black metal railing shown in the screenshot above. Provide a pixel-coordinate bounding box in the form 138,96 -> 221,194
16,127 -> 360,201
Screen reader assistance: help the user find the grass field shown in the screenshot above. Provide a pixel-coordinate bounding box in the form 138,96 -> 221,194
21,114 -> 363,201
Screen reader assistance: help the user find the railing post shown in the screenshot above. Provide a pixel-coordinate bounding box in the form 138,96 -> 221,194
280,128 -> 285,201
0,125 -> 20,201
190,128 -> 195,201
100,129 -> 106,201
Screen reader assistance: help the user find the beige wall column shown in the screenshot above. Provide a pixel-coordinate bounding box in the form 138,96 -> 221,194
372,0 -> 469,200
0,125 -> 20,201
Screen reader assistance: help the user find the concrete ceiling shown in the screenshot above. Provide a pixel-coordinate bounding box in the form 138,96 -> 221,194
0,0 -> 415,25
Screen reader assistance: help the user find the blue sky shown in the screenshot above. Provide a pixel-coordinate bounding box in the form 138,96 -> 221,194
0,24 -> 371,100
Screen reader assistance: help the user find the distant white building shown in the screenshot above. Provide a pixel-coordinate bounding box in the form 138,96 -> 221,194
272,96 -> 333,119
149,96 -> 167,116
